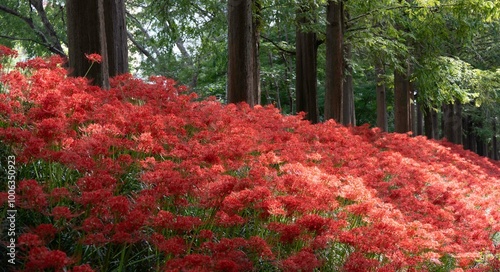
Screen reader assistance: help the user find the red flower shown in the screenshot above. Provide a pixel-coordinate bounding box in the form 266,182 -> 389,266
343,252 -> 379,272
0,45 -> 18,58
85,53 -> 102,63
26,247 -> 72,271
280,249 -> 321,272
34,224 -> 58,243
18,233 -> 44,249
18,179 -> 48,211
52,206 -> 75,221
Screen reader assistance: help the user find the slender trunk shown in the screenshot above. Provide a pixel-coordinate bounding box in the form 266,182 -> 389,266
493,118 -> 498,160
443,103 -> 453,142
342,42 -> 355,126
324,0 -> 343,122
227,0 -> 257,106
394,65 -> 411,133
295,3 -> 318,123
462,114 -> 469,150
416,100 -> 424,136
375,61 -> 388,131
409,82 -> 415,135
432,109 -> 439,139
424,106 -> 433,139
253,0 -> 262,105
453,101 -> 463,145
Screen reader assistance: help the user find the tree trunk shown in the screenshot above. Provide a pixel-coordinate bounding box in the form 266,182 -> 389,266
253,0 -> 262,105
409,82 -> 415,135
424,106 -> 433,139
342,41 -> 355,126
67,0 -> 128,89
295,3 -> 318,123
227,0 -> 257,106
453,101 -> 463,145
432,109 -> 439,139
375,61 -> 388,131
493,118 -> 498,160
443,101 -> 463,144
324,0 -> 343,122
67,0 -> 109,88
394,65 -> 411,133
416,99 -> 424,136
443,103 -> 453,142
424,105 -> 439,139
103,0 -> 128,76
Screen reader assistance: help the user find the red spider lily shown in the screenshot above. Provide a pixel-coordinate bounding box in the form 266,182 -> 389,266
280,249 -> 322,271
85,53 -> 102,64
1,45 -> 499,270
25,247 -> 72,271
0,44 -> 18,58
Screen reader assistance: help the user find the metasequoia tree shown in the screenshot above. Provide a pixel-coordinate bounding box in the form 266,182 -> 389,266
66,0 -> 128,89
295,1 -> 319,123
393,63 -> 412,133
324,0 -> 343,122
375,61 -> 388,131
227,0 -> 258,106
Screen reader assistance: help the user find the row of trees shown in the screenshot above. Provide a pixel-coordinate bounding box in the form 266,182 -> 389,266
0,0 -> 499,159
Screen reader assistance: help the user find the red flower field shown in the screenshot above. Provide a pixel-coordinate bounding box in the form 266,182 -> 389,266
1,46 -> 499,271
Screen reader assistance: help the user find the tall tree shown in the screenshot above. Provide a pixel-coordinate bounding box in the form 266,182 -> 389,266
66,0 -> 128,89
342,41 -> 355,125
393,64 -> 411,133
253,0 -> 262,105
324,0 -> 344,122
227,0 -> 258,106
296,1 -> 318,123
104,0 -> 128,77
375,61 -> 388,131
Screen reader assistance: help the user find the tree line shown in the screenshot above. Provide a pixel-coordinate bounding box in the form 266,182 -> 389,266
0,0 -> 499,159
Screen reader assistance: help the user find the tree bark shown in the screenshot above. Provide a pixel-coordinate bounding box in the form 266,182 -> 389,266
324,0 -> 343,122
103,0 -> 128,76
424,106 -> 433,139
443,101 -> 463,144
295,3 -> 318,123
67,0 -> 109,88
227,0 -> 257,106
375,61 -> 388,131
416,99 -> 424,136
342,42 -> 355,126
443,103 -> 453,142
453,101 -> 463,145
67,0 -> 128,89
394,65 -> 411,133
493,118 -> 498,160
432,109 -> 439,139
253,0 -> 262,105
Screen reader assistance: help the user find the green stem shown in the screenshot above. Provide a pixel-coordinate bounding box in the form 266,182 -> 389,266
118,244 -> 128,272
84,62 -> 95,78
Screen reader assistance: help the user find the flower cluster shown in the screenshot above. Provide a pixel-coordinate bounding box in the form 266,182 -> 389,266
85,53 -> 102,64
0,46 -> 499,271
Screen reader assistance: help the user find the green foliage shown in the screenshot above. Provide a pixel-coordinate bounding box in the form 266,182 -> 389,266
0,0 -> 66,57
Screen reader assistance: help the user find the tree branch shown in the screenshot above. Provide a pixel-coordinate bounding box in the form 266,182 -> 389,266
126,30 -> 159,67
28,0 -> 65,53
0,3 -> 65,56
261,35 -> 295,55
